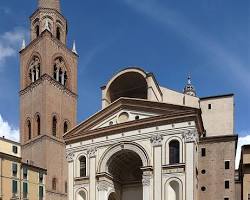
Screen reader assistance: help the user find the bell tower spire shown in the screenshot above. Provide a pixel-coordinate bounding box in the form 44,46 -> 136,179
38,0 -> 61,12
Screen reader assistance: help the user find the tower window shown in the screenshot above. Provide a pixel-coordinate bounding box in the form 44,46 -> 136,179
53,57 -> 68,86
37,115 -> 41,136
65,181 -> 68,193
27,120 -> 32,140
64,122 -> 68,133
35,25 -> 39,38
169,140 -> 180,164
29,56 -> 41,83
208,104 -> 212,110
201,186 -> 206,191
56,27 -> 61,41
79,156 -> 87,177
225,180 -> 229,189
52,116 -> 57,136
201,148 -> 206,157
52,178 -> 57,190
225,161 -> 230,169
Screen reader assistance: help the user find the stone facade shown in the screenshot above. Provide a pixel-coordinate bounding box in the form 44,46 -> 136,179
19,0 -> 78,199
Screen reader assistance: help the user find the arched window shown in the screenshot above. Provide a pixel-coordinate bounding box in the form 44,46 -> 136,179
52,116 -> 57,136
53,57 -> 68,86
79,156 -> 86,177
56,27 -> 61,41
64,122 -> 68,134
27,120 -> 32,140
52,178 -> 57,190
37,115 -> 41,135
29,56 -> 41,83
77,190 -> 86,200
169,140 -> 180,164
35,25 -> 40,38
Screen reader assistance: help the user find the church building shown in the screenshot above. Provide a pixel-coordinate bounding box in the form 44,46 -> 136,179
18,1 -> 238,200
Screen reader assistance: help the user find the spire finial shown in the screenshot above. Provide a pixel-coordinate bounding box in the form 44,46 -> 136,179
21,39 -> 26,50
38,0 -> 61,12
72,40 -> 78,54
183,73 -> 196,97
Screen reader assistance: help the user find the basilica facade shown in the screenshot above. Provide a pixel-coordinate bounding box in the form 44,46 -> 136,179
64,70 -> 237,200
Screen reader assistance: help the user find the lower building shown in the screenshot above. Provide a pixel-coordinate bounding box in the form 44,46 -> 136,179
236,145 -> 250,200
0,137 -> 46,200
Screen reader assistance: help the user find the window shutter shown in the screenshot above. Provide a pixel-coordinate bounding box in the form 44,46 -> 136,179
39,186 -> 44,197
12,180 -> 17,194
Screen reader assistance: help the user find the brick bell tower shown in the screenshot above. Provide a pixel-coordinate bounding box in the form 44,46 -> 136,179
19,0 -> 78,199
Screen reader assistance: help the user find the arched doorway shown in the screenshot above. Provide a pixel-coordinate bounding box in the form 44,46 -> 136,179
107,149 -> 143,200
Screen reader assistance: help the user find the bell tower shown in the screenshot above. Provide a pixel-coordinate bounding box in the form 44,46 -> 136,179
19,0 -> 78,199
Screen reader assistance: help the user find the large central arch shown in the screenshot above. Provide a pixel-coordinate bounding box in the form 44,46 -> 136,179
98,142 -> 150,200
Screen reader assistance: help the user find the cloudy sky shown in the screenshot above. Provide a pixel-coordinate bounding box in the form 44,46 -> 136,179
0,0 -> 249,168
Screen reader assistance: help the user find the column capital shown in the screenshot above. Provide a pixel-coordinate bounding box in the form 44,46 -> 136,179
87,146 -> 97,158
97,181 -> 109,191
150,133 -> 163,147
66,152 -> 75,162
182,129 -> 198,143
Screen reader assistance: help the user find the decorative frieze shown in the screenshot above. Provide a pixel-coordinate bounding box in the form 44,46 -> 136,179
150,133 -> 163,147
182,129 -> 198,143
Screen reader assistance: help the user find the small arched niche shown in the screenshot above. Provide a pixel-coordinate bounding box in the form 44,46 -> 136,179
107,71 -> 148,103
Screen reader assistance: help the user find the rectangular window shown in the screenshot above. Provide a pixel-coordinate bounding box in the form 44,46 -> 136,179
12,163 -> 17,177
39,186 -> 44,198
225,180 -> 230,189
208,104 -> 212,109
23,167 -> 28,180
248,194 -> 250,200
12,180 -> 17,194
39,172 -> 43,183
12,146 -> 18,154
224,198 -> 229,200
201,148 -> 206,157
65,181 -> 68,193
23,182 -> 28,198
225,161 -> 230,169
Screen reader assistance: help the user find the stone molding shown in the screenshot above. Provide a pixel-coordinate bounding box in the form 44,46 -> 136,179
150,133 -> 163,147
19,74 -> 77,98
182,129 -> 198,143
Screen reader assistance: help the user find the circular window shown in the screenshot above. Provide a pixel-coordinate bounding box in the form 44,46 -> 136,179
135,116 -> 140,120
118,112 -> 129,123
201,186 -> 206,191
201,169 -> 206,174
109,121 -> 113,126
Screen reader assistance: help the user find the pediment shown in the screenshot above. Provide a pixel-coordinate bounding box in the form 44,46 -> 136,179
64,98 -> 203,143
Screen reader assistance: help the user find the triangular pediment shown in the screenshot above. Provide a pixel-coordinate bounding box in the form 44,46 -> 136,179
64,98 -> 203,143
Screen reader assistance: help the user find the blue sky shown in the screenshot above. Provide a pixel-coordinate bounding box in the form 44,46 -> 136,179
0,0 -> 249,145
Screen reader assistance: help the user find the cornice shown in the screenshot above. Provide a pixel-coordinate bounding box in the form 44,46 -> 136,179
65,111 -> 202,144
19,74 -> 77,98
20,30 -> 78,58
199,134 -> 238,144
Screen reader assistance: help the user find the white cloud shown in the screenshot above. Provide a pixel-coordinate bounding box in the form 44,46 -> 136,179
0,27 -> 28,70
236,134 -> 250,169
0,114 -> 19,142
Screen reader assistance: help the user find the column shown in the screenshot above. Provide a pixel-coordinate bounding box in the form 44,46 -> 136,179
35,67 -> 39,80
31,70 -> 35,82
183,130 -> 198,200
150,134 -> 163,200
56,68 -> 60,81
142,170 -> 152,200
97,182 -> 108,200
66,152 -> 75,200
61,71 -> 65,85
88,147 -> 97,200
